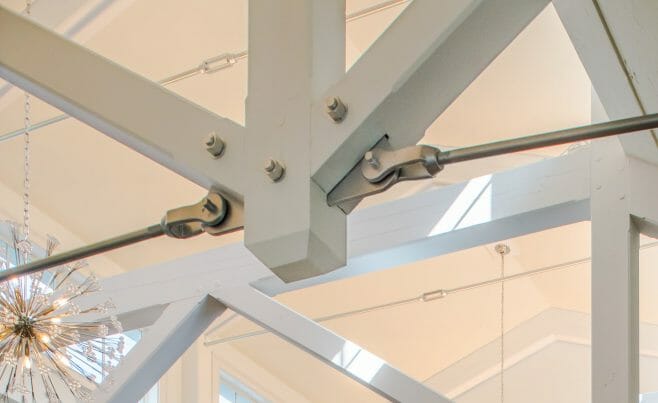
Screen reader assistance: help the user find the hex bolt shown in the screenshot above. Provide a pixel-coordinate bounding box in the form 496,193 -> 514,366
364,150 -> 380,169
264,159 -> 285,182
325,96 -> 348,123
204,132 -> 225,158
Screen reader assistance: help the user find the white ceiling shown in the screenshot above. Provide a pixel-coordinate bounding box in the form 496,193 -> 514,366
1,1 -> 650,401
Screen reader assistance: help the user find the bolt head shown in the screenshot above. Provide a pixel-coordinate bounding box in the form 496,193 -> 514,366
325,96 -> 347,123
264,159 -> 285,182
363,150 -> 380,169
325,97 -> 338,110
205,132 -> 225,158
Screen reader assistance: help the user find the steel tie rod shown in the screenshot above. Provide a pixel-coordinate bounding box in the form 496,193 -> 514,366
330,112 -> 658,212
435,112 -> 658,165
0,225 -> 165,283
0,191 -> 237,283
4,113 -> 658,281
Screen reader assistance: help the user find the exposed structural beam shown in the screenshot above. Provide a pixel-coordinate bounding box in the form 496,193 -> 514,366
257,151 -> 591,295
0,0 -> 410,142
311,0 -> 550,193
244,0 -> 347,282
629,158 -> 658,239
0,51 -> 247,143
0,6 -> 246,199
553,0 -> 658,165
85,152 -> 591,313
93,296 -> 226,403
589,139 -> 639,403
211,285 -> 451,403
0,0 -> 138,108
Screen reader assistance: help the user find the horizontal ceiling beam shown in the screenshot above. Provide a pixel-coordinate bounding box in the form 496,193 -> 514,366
0,6 -> 246,200
259,150 -> 591,294
92,152 -> 591,313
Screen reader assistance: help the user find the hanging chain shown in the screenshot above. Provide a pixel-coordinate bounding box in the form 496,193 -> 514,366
22,0 -> 33,242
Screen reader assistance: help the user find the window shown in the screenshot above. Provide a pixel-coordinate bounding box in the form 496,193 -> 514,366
219,371 -> 266,403
139,383 -> 159,403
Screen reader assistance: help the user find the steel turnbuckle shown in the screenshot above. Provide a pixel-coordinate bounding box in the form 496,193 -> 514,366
327,136 -> 443,213
161,191 -> 236,239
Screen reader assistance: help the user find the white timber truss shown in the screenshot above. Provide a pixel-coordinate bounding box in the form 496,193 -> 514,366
1,0 -> 658,402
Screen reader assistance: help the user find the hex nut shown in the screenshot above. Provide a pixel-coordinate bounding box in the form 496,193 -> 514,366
325,96 -> 347,123
264,159 -> 285,182
205,132 -> 225,158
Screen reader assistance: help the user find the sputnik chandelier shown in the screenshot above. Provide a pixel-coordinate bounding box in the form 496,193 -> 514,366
0,229 -> 124,401
0,2 -> 125,401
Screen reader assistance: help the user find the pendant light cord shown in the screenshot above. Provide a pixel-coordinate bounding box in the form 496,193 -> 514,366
494,243 -> 509,403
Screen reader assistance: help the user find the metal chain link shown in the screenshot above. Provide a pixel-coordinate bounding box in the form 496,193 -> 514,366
22,0 -> 33,241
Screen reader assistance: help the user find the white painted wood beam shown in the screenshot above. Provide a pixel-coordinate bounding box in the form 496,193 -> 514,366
311,0 -> 550,192
0,0 -> 137,110
85,153 -> 591,313
258,151 -> 591,295
553,0 -> 658,165
629,157 -> 658,239
0,6 -> 246,199
245,0 -> 347,281
92,296 -> 226,403
211,285 -> 451,403
590,139 -> 639,403
89,153 -> 590,311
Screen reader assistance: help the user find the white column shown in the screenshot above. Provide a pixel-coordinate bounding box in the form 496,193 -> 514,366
590,138 -> 639,403
181,338 -> 214,403
93,296 -> 226,403
245,0 -> 347,281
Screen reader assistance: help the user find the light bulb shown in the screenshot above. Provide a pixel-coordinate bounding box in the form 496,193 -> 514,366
23,356 -> 31,369
56,353 -> 69,366
53,298 -> 68,309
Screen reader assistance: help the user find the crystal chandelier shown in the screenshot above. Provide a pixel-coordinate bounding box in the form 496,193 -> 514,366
0,227 -> 124,401
0,2 -> 125,400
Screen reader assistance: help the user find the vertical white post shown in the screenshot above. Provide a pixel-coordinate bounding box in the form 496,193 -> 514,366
93,296 -> 225,403
181,338 -> 214,403
245,0 -> 347,282
590,138 -> 639,403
